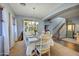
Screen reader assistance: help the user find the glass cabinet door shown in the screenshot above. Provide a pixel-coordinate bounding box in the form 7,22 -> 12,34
66,20 -> 75,38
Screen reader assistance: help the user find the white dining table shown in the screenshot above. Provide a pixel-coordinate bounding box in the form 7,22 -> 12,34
25,37 -> 39,56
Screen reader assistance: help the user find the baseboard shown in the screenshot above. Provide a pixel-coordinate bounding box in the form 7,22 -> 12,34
3,53 -> 9,56
0,53 -> 4,56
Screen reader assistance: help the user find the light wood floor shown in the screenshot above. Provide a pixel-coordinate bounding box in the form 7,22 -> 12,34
10,40 -> 79,56
10,41 -> 26,56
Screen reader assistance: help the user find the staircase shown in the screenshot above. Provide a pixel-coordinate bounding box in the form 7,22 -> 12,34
48,17 -> 65,40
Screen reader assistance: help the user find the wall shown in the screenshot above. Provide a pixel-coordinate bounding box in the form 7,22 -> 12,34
2,7 -> 10,55
59,24 -> 66,38
0,9 -> 2,35
43,3 -> 78,20
9,13 -> 15,48
0,4 -> 15,55
71,17 -> 79,33
46,17 -> 65,35
13,18 -> 18,41
59,17 -> 79,38
16,15 -> 44,38
0,9 -> 4,55
16,17 -> 23,38
38,20 -> 44,35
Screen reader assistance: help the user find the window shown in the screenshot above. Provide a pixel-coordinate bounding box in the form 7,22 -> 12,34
24,20 -> 39,35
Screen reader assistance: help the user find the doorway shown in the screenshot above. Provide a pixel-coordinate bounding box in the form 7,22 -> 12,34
13,17 -> 17,42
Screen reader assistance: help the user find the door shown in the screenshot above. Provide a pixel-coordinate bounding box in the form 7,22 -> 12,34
13,17 -> 17,41
8,13 -> 11,49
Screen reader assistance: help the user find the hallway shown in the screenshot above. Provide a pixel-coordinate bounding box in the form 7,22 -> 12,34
10,40 -> 79,56
0,3 -> 79,56
50,42 -> 79,56
54,39 -> 79,52
10,41 -> 26,56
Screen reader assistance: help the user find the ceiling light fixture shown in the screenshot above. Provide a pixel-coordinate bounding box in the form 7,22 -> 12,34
33,7 -> 36,10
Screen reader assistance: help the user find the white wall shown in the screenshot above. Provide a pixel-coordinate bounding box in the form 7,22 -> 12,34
0,36 -> 4,55
59,17 -> 79,38
59,24 -> 66,38
48,17 -> 65,34
13,18 -> 18,41
16,15 -> 44,38
9,13 -> 15,48
16,18 -> 23,38
72,17 -> 79,33
0,9 -> 2,35
2,8 -> 10,55
0,8 -> 3,55
1,4 -> 15,55
43,3 -> 78,20
38,20 -> 44,35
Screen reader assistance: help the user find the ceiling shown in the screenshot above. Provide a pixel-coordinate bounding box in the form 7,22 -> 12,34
58,5 -> 79,18
8,3 -> 62,19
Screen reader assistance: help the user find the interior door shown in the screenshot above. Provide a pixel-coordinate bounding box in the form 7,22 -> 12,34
8,13 -> 11,49
12,16 -> 18,42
